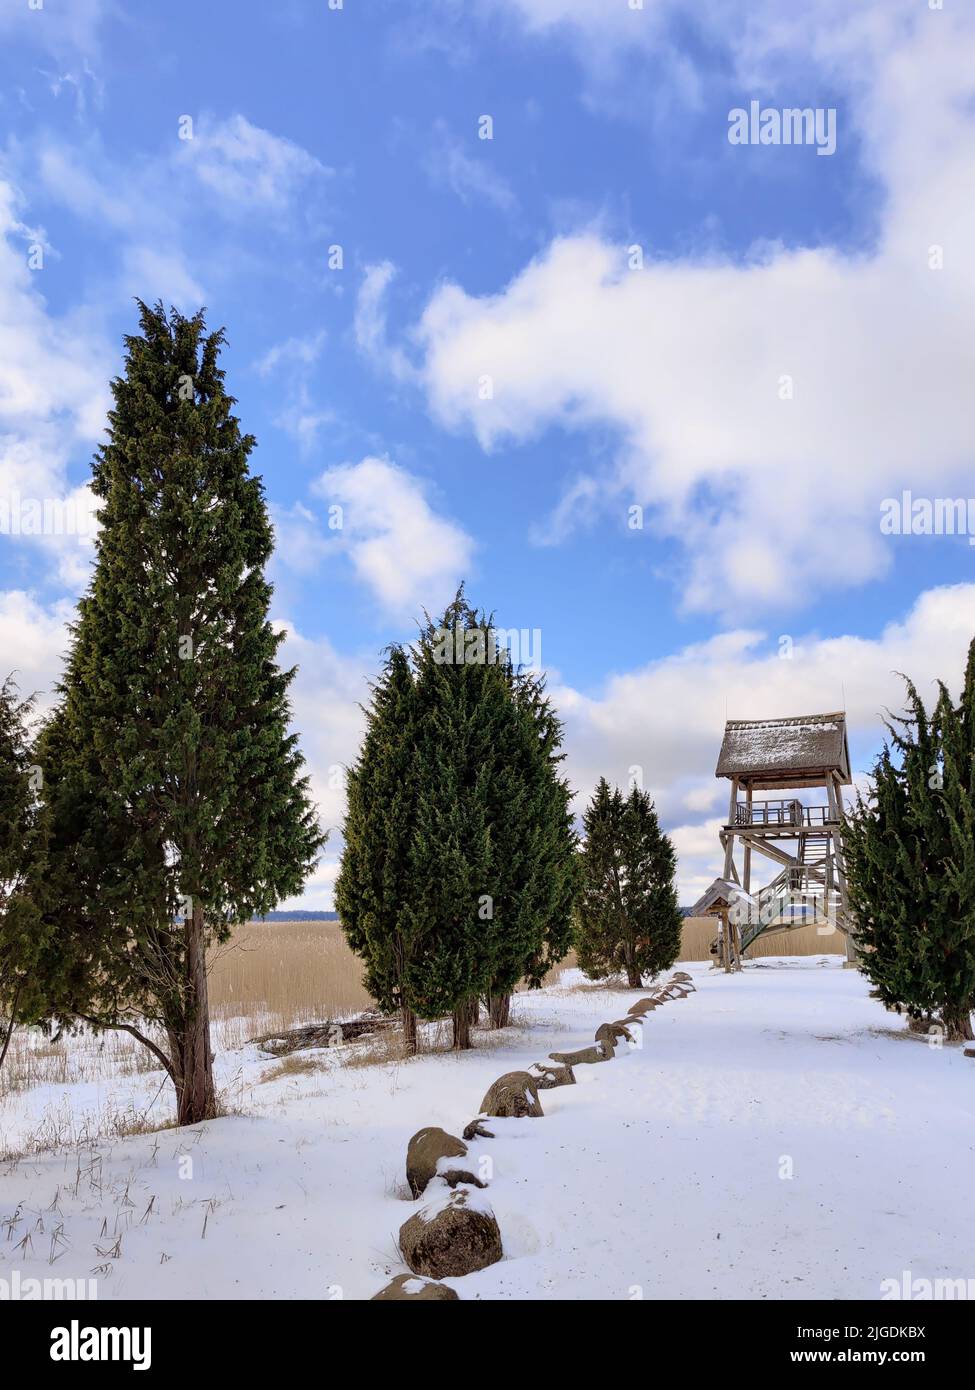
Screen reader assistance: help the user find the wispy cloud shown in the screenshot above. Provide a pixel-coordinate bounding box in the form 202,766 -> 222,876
424,119 -> 517,212
353,262 -> 417,382
178,113 -> 332,216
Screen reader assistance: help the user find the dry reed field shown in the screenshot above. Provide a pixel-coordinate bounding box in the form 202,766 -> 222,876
207,919 -> 372,1041
678,916 -> 847,961
0,917 -> 843,1109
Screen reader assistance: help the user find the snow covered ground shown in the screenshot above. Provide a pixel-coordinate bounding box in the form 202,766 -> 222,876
1,956 -> 973,1301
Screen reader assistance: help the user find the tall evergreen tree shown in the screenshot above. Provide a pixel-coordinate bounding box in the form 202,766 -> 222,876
845,646 -> 975,1042
935,640 -> 975,1039
337,592 -> 577,1050
576,778 -> 683,988
481,666 -> 576,1028
0,678 -> 46,1074
36,302 -> 325,1122
335,646 -> 422,1051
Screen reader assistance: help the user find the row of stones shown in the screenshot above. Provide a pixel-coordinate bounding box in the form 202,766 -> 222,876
372,971 -> 697,1301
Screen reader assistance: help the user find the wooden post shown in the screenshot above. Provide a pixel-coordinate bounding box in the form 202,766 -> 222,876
742,783 -> 753,894
723,778 -> 739,880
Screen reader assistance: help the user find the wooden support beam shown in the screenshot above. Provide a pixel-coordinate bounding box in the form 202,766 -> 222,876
722,778 -> 739,880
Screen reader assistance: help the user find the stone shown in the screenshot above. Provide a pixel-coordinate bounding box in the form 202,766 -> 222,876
399,1188 -> 503,1279
406,1126 -> 484,1199
595,1020 -> 634,1050
549,1041 -> 612,1065
479,1070 -> 543,1119
627,998 -> 660,1016
371,1273 -> 459,1301
529,1061 -> 576,1089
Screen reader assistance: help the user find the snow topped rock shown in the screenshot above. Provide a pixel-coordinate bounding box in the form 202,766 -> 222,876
406,1126 -> 484,1200
399,1186 -> 502,1279
371,1273 -> 459,1301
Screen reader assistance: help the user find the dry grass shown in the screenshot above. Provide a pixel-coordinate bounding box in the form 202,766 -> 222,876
0,1093 -> 173,1162
0,916 -> 842,1118
207,919 -> 371,1038
0,1024 -> 163,1102
678,916 -> 848,961
259,1054 -> 325,1084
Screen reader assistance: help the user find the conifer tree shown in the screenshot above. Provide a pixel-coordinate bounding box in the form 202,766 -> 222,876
576,778 -> 683,988
934,640 -> 975,1039
845,646 -> 975,1041
36,303 -> 324,1122
335,646 -> 422,1051
0,678 -> 46,1074
338,592 -> 577,1050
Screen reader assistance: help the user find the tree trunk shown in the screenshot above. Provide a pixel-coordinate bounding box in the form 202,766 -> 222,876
173,905 -> 217,1125
0,1017 -> 16,1074
452,997 -> 477,1049
626,963 -> 642,989
0,983 -> 22,1074
488,992 -> 511,1029
942,1003 -> 975,1043
401,1003 -> 418,1055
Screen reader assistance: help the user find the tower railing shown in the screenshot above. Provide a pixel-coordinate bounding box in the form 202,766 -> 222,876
734,799 -> 834,828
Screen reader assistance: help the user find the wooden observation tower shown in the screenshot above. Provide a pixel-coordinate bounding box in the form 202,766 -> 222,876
691,712 -> 855,969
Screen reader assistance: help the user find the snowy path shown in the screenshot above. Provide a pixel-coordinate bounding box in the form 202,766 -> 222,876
1,958 -> 972,1300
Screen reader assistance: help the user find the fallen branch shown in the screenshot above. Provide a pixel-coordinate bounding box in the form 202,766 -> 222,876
247,1010 -> 397,1057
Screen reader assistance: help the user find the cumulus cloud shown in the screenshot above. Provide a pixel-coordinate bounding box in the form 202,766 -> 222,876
311,456 -> 475,618
0,590 -> 74,704
0,177 -> 111,586
412,2 -> 975,616
552,583 -> 975,899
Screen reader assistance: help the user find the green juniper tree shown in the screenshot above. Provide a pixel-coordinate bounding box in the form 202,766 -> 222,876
337,592 -> 577,1050
480,665 -> 576,1029
576,778 -> 683,988
336,645 -> 422,1051
36,302 -> 325,1122
934,640 -> 975,1039
845,644 -> 975,1042
0,677 -> 45,1075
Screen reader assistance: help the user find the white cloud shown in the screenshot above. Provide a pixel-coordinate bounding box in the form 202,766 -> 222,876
179,114 -> 331,214
273,620 -> 374,910
0,0 -> 112,64
311,455 -> 475,617
0,177 -> 111,586
270,502 -> 334,577
552,583 -> 975,898
255,331 -> 327,379
254,332 -> 332,450
353,262 -> 416,383
413,3 -> 975,616
0,590 -> 73,703
424,120 -> 517,212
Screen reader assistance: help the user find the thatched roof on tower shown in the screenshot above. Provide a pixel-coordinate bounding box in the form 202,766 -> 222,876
715,712 -> 850,788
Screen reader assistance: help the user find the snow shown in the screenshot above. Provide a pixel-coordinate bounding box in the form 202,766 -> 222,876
1,957 -> 973,1301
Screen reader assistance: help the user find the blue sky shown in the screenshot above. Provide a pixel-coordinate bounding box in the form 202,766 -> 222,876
1,0 -> 974,906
